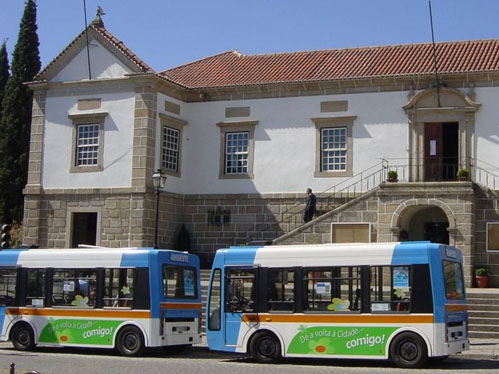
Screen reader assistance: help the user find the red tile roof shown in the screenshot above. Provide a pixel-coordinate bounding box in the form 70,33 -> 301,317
160,39 -> 499,89
37,24 -> 153,80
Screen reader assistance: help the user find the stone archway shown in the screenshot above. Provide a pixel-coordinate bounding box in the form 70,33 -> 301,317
390,198 -> 457,245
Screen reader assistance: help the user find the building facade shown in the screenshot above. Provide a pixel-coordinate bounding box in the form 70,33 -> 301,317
23,14 -> 499,286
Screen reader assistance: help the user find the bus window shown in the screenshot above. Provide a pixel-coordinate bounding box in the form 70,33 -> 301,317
0,269 -> 16,306
303,267 -> 361,312
52,270 -> 97,307
26,269 -> 46,307
268,269 -> 294,311
370,266 -> 411,312
103,268 -> 135,308
442,260 -> 465,300
207,269 -> 221,330
163,265 -> 198,299
226,268 -> 255,312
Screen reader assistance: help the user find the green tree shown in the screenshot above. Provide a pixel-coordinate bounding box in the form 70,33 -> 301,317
0,41 -> 10,124
0,0 -> 40,224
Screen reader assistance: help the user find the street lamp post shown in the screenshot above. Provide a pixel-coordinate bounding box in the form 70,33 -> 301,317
152,169 -> 167,249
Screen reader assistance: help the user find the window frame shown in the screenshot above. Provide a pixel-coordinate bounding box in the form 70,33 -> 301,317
312,116 -> 355,178
159,113 -> 187,178
225,267 -> 256,312
51,269 -> 97,308
0,268 -> 17,306
207,268 -> 221,331
331,222 -> 372,243
370,265 -> 412,313
217,120 -> 258,179
486,222 -> 499,252
302,266 -> 362,313
103,268 -> 136,309
68,112 -> 107,173
267,268 -> 295,312
162,264 -> 199,300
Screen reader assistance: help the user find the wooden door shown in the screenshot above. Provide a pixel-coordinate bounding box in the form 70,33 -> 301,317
424,123 -> 442,181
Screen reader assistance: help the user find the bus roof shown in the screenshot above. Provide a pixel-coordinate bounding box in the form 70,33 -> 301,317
0,247 -> 196,268
216,242 -> 455,267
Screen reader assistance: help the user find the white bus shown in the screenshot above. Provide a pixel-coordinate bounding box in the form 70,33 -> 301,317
206,242 -> 468,368
0,247 -> 202,356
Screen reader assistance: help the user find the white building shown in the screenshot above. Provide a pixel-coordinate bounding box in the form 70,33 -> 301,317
24,13 -> 499,286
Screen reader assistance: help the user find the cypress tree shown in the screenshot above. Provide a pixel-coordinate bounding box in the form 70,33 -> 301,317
0,0 -> 40,224
0,42 -> 9,124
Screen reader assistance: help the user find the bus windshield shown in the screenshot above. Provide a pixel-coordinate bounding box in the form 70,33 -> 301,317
442,260 -> 465,300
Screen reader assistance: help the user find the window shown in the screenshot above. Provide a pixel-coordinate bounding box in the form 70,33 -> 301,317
226,268 -> 255,312
76,124 -> 99,166
225,132 -> 249,174
26,269 -> 46,307
159,114 -> 187,177
52,270 -> 97,307
69,112 -> 106,173
217,120 -> 258,179
207,269 -> 221,331
370,266 -> 411,312
163,265 -> 198,299
303,267 -> 361,312
268,269 -> 294,311
487,222 -> 499,252
103,268 -> 135,308
0,269 -> 17,306
321,127 -> 347,171
442,261 -> 465,300
162,126 -> 180,172
312,116 -> 355,177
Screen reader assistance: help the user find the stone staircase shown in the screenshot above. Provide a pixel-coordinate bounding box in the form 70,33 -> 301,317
200,269 -> 214,334
199,271 -> 499,338
467,289 -> 499,339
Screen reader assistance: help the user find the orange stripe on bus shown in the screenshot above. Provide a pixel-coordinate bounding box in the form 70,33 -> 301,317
160,303 -> 201,310
6,307 -> 150,319
445,304 -> 468,312
241,313 -> 434,324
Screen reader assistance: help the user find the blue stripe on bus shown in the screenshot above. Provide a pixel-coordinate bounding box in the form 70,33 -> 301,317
0,250 -> 23,266
391,242 -> 430,265
120,250 -> 151,268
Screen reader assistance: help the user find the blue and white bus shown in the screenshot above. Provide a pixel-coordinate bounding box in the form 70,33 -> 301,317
0,247 -> 201,356
206,242 -> 469,368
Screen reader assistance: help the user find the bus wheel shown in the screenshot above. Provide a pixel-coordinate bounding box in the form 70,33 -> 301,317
11,323 -> 35,351
116,326 -> 145,356
250,332 -> 281,364
390,332 -> 427,368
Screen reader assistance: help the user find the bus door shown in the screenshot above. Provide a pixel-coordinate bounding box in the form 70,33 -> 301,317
224,267 -> 258,347
0,268 -> 18,334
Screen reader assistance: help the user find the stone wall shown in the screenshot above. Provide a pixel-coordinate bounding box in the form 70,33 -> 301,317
474,187 -> 499,287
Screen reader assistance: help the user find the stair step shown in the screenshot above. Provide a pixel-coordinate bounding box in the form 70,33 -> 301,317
468,323 -> 499,332
469,331 -> 499,339
468,304 -> 499,311
469,318 -> 499,327
468,311 -> 499,318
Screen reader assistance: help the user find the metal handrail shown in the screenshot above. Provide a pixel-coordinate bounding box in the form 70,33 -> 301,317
280,160 -> 388,227
470,157 -> 499,191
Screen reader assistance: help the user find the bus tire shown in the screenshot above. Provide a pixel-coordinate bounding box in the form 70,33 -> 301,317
116,326 -> 145,356
389,332 -> 428,368
11,322 -> 35,351
250,331 -> 282,364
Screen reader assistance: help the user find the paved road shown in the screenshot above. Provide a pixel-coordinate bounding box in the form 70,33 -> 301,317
0,344 -> 498,374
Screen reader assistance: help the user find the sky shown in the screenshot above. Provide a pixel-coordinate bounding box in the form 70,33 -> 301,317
1,0 -> 499,73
